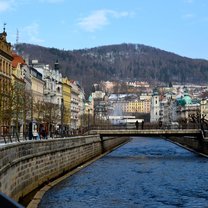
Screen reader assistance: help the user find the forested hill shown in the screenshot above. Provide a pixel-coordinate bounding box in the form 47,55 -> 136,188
16,43 -> 208,95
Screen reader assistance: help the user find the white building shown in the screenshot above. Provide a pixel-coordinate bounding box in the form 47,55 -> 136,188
150,90 -> 160,122
92,91 -> 108,120
31,60 -> 63,106
70,80 -> 80,129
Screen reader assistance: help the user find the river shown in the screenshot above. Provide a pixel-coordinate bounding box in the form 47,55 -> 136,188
39,137 -> 208,208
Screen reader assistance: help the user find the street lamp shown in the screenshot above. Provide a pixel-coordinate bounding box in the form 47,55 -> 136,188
88,109 -> 90,133
61,98 -> 64,137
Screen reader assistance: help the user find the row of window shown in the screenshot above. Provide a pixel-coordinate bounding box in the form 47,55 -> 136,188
0,58 -> 12,76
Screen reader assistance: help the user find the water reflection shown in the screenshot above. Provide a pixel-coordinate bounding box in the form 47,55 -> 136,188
39,137 -> 208,208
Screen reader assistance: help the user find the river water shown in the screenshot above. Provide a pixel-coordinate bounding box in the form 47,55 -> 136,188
39,137 -> 208,208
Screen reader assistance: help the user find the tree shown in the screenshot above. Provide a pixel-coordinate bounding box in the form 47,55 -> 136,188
33,100 -> 45,125
22,89 -> 33,139
11,80 -> 25,140
0,79 -> 13,140
42,101 -> 60,136
119,82 -> 128,93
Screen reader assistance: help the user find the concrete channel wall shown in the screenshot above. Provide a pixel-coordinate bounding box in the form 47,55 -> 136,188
168,136 -> 208,156
0,135 -> 129,202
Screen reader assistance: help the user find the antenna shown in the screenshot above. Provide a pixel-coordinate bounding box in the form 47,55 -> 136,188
3,23 -> 6,32
16,29 -> 19,44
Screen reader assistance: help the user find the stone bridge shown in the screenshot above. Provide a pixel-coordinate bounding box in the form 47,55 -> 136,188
89,128 -> 208,157
89,129 -> 202,138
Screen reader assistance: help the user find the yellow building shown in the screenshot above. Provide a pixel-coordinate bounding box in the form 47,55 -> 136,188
62,77 -> 71,128
126,100 -> 150,113
30,67 -> 44,122
0,27 -> 13,135
200,99 -> 208,120
30,67 -> 44,103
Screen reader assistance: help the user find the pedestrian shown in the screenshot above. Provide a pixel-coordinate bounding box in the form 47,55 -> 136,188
135,120 -> 139,130
41,128 -> 46,139
141,121 -> 144,129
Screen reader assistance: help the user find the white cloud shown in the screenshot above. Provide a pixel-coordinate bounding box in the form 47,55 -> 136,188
183,13 -> 195,19
39,0 -> 64,3
78,10 -> 133,32
184,0 -> 194,4
0,0 -> 30,13
78,10 -> 109,32
0,0 -> 14,12
23,22 -> 44,44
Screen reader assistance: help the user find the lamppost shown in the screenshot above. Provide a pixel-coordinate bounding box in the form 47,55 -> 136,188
88,109 -> 90,133
61,98 -> 64,137
29,93 -> 33,140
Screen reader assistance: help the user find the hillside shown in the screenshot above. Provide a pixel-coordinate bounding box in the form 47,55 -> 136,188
16,43 -> 208,95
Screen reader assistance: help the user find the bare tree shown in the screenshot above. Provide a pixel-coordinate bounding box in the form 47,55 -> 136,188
10,80 -> 26,141
42,101 -> 60,137
0,79 -> 13,141
22,89 -> 33,139
33,100 -> 44,127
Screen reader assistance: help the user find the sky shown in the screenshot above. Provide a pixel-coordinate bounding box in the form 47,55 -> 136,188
0,0 -> 208,59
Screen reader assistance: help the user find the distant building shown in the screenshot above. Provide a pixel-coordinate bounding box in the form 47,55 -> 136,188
159,95 -> 176,124
126,100 -> 150,113
92,90 -> 108,121
150,89 -> 160,122
32,60 -> 63,105
201,99 -> 208,120
70,80 -> 80,129
78,84 -> 85,127
176,91 -> 200,121
62,77 -> 71,129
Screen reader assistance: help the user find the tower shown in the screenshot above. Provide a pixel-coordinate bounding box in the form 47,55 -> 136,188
54,60 -> 59,71
150,89 -> 160,122
16,29 -> 19,45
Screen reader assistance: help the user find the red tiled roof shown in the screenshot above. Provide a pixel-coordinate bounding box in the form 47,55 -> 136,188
12,53 -> 25,68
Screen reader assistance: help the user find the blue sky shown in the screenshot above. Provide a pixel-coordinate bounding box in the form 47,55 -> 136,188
0,0 -> 208,59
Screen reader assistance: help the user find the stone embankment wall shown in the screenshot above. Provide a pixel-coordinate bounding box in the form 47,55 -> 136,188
168,136 -> 208,156
0,135 -> 128,202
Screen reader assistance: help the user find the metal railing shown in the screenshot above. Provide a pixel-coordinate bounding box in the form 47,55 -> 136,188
0,122 -> 201,145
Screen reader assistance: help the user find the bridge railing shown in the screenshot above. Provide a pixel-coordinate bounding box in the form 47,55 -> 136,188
87,122 -> 199,131
0,122 -> 200,144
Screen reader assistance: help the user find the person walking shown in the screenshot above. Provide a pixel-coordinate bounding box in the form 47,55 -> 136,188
141,120 -> 144,129
135,120 -> 139,130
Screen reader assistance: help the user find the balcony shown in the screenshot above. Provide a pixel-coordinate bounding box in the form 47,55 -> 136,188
50,90 -> 56,96
43,88 -> 50,95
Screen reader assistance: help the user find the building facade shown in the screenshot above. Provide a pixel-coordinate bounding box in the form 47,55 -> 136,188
126,100 -> 150,113
11,53 -> 27,138
70,80 -> 80,129
30,66 -> 44,125
0,28 -> 13,135
62,77 -> 71,130
150,90 -> 160,122
200,99 -> 208,120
